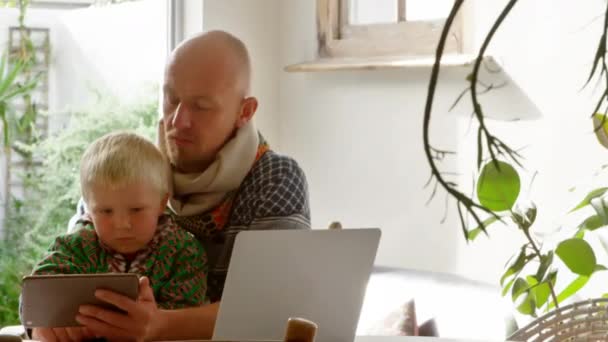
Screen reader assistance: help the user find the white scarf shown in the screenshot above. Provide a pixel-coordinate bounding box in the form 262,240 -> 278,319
163,121 -> 259,216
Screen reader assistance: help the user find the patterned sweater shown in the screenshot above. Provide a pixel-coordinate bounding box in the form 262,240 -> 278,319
33,215 -> 207,309
170,149 -> 311,302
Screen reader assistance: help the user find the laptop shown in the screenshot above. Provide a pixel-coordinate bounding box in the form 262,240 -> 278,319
213,228 -> 381,342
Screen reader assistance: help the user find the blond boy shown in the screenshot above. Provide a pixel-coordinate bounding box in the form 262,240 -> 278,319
28,132 -> 207,341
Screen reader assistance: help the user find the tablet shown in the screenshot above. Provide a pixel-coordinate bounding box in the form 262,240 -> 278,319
21,273 -> 139,328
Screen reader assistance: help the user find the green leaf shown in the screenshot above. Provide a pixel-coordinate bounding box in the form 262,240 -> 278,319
533,282 -> 551,309
549,275 -> 590,310
526,275 -> 539,287
525,205 -> 537,225
502,276 -> 517,297
596,264 -> 608,272
578,215 -> 605,231
515,292 -> 536,316
512,277 -> 529,300
0,77 -> 38,103
468,215 -> 500,241
0,53 -> 6,80
594,113 -> 608,150
501,248 -> 528,286
570,187 -> 608,213
574,229 -> 586,239
0,105 -> 8,147
0,60 -> 24,97
536,252 -> 554,281
477,160 -> 521,212
556,238 -> 596,276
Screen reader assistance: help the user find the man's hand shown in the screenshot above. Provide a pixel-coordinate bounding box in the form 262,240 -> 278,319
32,327 -> 95,342
76,276 -> 162,341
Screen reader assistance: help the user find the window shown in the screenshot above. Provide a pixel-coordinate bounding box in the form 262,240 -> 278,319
317,0 -> 464,59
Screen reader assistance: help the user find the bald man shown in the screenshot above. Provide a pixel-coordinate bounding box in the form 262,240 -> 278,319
34,31 -> 310,342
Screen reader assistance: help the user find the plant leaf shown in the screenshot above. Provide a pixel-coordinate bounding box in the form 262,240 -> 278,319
477,160 -> 521,212
579,215 -> 605,231
0,60 -> 24,97
0,53 -> 6,80
512,277 -> 529,300
533,282 -> 551,309
570,187 -> 608,213
501,248 -> 528,286
468,215 -> 500,241
536,252 -> 554,281
556,238 -> 596,276
502,276 -> 517,297
515,292 -> 536,316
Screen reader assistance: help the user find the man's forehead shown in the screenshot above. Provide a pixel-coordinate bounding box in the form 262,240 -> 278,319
163,66 -> 238,98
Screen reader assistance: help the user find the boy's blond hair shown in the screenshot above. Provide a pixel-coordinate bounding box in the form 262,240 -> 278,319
80,132 -> 169,201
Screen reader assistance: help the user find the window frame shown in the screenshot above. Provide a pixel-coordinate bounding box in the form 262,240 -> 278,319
317,0 -> 465,59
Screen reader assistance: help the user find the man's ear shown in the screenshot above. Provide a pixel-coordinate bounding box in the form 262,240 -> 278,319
236,97 -> 258,129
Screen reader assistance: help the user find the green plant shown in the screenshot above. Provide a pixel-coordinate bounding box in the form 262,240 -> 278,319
0,54 -> 38,149
424,0 -> 608,320
0,94 -> 159,326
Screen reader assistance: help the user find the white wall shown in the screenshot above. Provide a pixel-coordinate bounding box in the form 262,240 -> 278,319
279,0 -> 467,275
202,0 -> 281,149
278,0 -> 608,286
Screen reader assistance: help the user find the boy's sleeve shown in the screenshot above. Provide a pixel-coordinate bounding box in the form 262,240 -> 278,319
156,232 -> 208,309
20,227 -> 96,332
32,228 -> 97,275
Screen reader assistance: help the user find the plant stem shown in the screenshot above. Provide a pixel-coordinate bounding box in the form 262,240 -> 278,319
470,0 -> 522,169
424,0 -> 502,239
522,227 -> 559,309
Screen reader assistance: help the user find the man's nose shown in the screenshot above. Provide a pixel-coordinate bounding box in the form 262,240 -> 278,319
171,103 -> 192,129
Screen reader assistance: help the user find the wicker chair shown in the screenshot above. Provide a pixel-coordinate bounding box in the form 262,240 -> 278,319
509,298 -> 608,342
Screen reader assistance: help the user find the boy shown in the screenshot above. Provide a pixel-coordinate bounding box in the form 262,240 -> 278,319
27,132 -> 207,341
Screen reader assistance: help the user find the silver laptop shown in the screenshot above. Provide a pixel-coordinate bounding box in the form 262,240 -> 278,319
213,228 -> 381,342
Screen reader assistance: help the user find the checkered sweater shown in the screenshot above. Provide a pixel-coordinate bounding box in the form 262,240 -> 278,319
170,150 -> 311,302
32,215 -> 207,309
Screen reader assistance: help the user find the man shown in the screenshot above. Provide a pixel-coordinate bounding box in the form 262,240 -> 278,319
34,30 -> 310,342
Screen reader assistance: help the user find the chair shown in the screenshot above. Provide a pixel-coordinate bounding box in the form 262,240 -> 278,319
509,298 -> 608,341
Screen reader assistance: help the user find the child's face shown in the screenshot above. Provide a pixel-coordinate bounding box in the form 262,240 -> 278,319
87,182 -> 168,254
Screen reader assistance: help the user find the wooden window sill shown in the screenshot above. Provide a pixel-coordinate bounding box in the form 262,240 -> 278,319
284,54 -> 482,72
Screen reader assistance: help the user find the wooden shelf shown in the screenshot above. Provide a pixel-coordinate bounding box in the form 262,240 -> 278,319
284,54 -> 480,72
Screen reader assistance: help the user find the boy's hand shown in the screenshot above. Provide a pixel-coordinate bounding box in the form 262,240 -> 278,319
76,276 -> 160,342
32,326 -> 95,342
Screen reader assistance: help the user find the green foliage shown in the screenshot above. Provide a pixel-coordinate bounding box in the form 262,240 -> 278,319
0,95 -> 159,327
476,160 -> 521,212
0,53 -> 39,148
465,156 -> 608,317
570,187 -> 608,213
556,239 -> 596,277
0,1 -> 18,7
